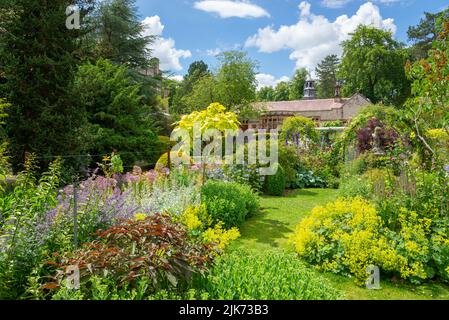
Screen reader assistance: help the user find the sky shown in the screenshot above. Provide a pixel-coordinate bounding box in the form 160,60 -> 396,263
138,0 -> 449,88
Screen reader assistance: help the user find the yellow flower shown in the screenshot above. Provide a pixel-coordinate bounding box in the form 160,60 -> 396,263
134,213 -> 147,221
203,222 -> 240,251
179,205 -> 209,230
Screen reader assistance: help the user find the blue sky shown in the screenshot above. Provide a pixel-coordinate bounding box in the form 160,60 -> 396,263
139,0 -> 448,87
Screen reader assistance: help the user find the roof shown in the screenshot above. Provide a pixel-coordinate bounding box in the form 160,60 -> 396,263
255,98 -> 349,113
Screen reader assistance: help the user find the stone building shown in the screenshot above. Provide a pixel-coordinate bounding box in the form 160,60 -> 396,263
141,57 -> 170,100
246,79 -> 372,130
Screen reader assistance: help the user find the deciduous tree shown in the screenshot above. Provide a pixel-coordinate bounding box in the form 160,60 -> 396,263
339,26 -> 410,106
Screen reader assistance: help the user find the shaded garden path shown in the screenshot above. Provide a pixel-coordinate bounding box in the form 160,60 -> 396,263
231,189 -> 449,300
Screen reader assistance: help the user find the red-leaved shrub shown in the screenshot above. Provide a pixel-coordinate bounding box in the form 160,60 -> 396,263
46,213 -> 214,293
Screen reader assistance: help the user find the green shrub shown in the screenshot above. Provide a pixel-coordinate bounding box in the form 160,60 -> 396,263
294,168 -> 327,189
339,175 -> 372,199
264,164 -> 286,196
196,250 -> 342,300
201,180 -> 259,228
223,164 -> 264,193
341,157 -> 368,176
280,116 -> 319,144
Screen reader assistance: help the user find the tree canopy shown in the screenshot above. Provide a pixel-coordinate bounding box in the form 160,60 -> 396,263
92,0 -> 153,69
339,25 -> 410,106
408,8 -> 449,60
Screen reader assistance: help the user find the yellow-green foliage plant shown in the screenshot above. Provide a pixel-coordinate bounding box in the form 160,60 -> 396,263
173,102 -> 240,137
427,128 -> 449,163
202,223 -> 240,252
280,116 -> 319,145
292,197 -> 449,285
178,205 -> 240,252
292,198 -> 415,284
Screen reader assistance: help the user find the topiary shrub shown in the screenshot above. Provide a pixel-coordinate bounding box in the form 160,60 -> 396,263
201,180 -> 259,228
264,164 -> 286,196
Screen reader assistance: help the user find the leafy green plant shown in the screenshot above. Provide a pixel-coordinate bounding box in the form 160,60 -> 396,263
338,175 -> 372,199
293,168 -> 326,189
223,164 -> 264,193
196,250 -> 342,300
0,155 -> 62,299
201,180 -> 259,228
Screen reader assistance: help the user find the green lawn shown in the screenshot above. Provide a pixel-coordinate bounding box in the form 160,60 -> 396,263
230,189 -> 449,300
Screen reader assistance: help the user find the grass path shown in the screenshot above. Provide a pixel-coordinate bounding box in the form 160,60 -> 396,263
230,189 -> 449,300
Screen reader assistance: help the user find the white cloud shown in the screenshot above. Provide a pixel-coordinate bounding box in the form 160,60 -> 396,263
206,48 -> 222,56
256,73 -> 290,90
142,16 -> 164,36
321,0 -> 352,9
193,0 -> 270,19
246,1 -> 397,72
142,16 -> 192,71
321,0 -> 401,9
168,75 -> 184,82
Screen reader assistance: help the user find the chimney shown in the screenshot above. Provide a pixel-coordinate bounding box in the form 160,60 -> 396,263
334,83 -> 342,103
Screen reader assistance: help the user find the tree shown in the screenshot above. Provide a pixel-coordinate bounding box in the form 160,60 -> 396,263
280,116 -> 319,146
257,87 -> 276,102
93,0 -> 153,69
273,82 -> 290,101
0,0 -> 95,171
170,61 -> 211,115
216,51 -> 258,113
174,102 -> 240,136
172,102 -> 240,164
339,26 -> 410,106
73,59 -> 161,166
185,61 -> 210,84
182,75 -> 222,114
316,55 -> 339,98
173,51 -> 259,120
289,68 -> 308,100
408,9 -> 449,60
404,19 -> 449,164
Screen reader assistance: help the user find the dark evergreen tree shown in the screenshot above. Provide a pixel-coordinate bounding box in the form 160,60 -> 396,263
0,0 -> 95,171
93,0 -> 153,69
407,9 -> 449,60
73,59 -> 162,167
316,55 -> 340,99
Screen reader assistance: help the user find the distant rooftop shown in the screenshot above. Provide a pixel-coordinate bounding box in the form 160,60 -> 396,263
255,98 -> 350,113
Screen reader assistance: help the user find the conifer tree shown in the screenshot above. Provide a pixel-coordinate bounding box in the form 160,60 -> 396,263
316,55 -> 340,99
0,0 -> 95,170
93,0 -> 153,69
